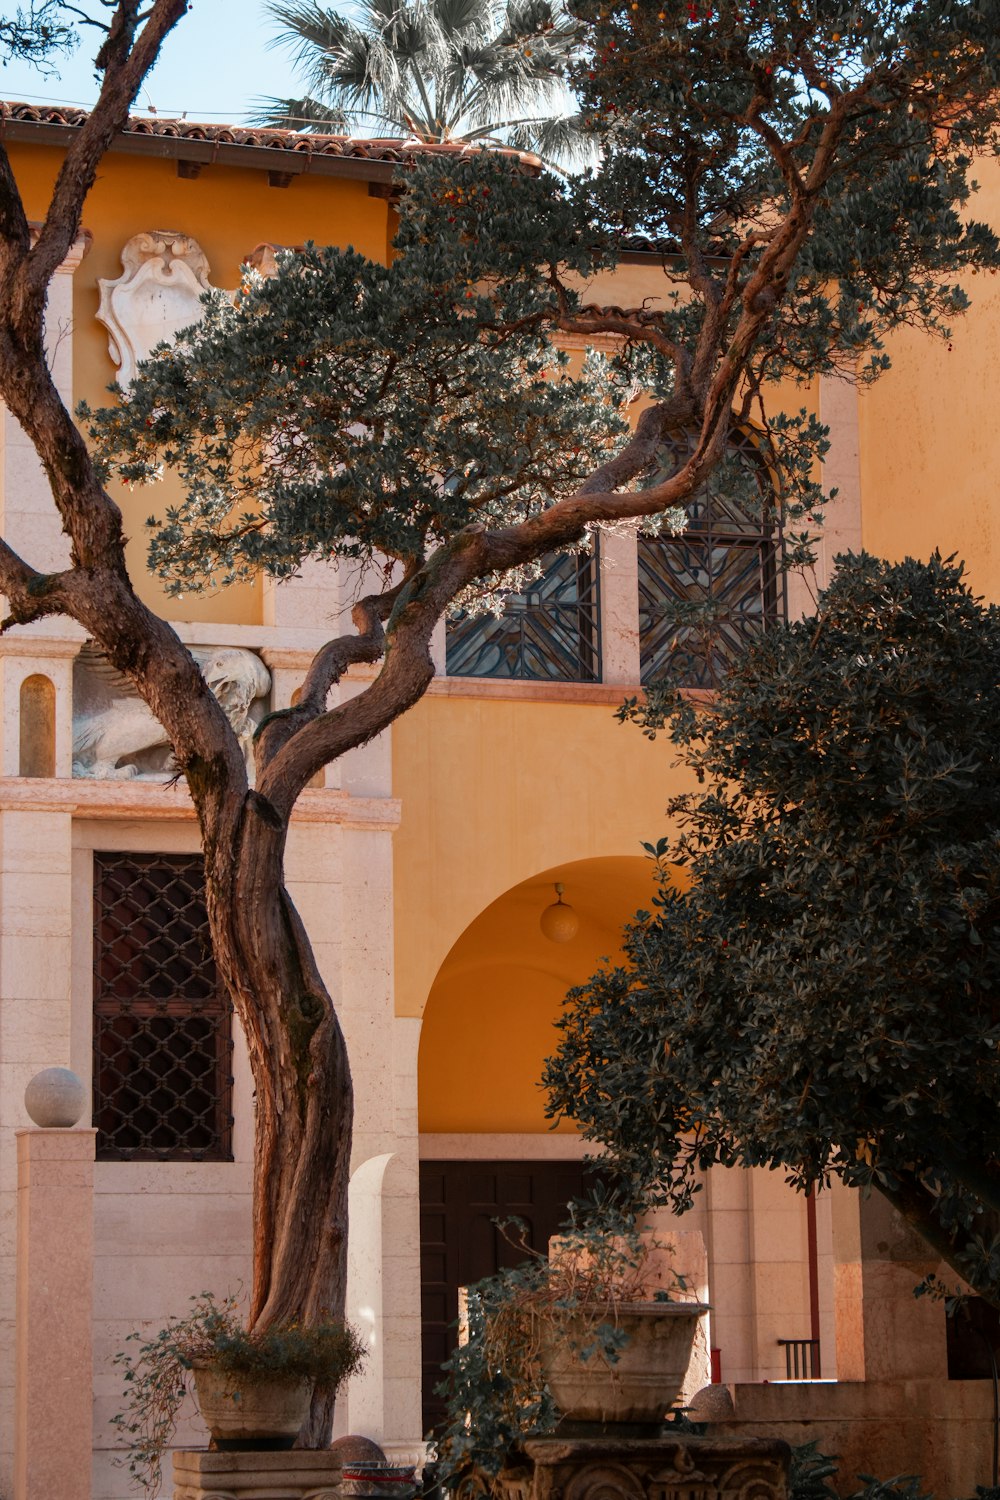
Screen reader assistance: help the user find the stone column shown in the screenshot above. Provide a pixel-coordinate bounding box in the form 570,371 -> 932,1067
0,808 -> 76,1493
746,1169 -> 812,1382
858,1191 -> 948,1382
829,1178 -> 865,1382
785,374 -> 864,621
599,532 -> 641,684
14,1127 -> 96,1500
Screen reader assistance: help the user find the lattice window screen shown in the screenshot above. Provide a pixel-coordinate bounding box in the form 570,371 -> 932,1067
639,432 -> 784,688
93,852 -> 233,1161
446,549 -> 601,682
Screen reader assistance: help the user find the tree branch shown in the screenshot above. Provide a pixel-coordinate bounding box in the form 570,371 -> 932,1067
253,587 -> 402,772
17,0 -> 188,320
0,537 -> 69,630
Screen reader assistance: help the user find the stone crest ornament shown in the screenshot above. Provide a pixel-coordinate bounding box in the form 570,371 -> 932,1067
97,230 -> 216,386
73,642 -> 271,780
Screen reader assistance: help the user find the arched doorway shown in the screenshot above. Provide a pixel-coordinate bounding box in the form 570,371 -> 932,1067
417,855 -> 676,1430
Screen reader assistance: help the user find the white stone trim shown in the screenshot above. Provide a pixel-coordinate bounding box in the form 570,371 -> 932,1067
598,531 -> 641,684
0,776 -> 401,829
0,634 -> 86,658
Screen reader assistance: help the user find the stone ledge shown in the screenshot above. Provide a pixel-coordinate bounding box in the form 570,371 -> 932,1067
173,1448 -> 343,1500
0,776 -> 401,830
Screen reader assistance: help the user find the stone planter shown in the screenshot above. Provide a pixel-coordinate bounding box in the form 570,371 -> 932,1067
537,1302 -> 709,1424
192,1364 -> 312,1450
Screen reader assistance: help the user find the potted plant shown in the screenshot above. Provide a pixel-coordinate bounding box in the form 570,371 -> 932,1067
112,1291 -> 367,1498
432,1210 -> 707,1497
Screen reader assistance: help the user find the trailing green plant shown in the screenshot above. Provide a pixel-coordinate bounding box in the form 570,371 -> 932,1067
789,1444 -> 938,1500
431,1208 -> 691,1495
789,1442 -> 841,1500
848,1479 -> 933,1500
111,1291 -> 367,1498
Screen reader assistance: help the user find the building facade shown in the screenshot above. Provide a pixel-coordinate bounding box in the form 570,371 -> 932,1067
0,101 -> 997,1498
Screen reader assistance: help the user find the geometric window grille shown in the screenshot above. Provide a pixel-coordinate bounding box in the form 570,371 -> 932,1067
446,548 -> 601,682
639,429 -> 785,689
93,852 -> 233,1162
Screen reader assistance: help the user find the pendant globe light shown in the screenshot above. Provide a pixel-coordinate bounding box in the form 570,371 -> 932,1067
540,882 -> 579,943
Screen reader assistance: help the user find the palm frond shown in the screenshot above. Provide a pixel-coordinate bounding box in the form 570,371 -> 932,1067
429,0 -> 495,43
249,94 -> 353,132
259,0 -> 588,149
504,113 -> 599,172
267,0 -> 357,60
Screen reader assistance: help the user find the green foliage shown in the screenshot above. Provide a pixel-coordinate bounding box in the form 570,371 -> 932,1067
112,1291 -> 367,1498
432,1210 -> 688,1493
257,0 -> 593,168
789,1441 -> 840,1500
569,0 -> 1000,561
0,2 -> 75,65
789,1442 -> 941,1500
82,154 -> 632,599
848,1478 -> 934,1500
544,553 -> 1000,1299
81,6 -> 1000,660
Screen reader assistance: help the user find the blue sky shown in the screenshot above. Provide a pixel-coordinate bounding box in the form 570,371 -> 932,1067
0,2 -> 305,123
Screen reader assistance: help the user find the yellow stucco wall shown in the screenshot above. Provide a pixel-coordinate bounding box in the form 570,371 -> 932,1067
417,851 -> 685,1133
392,690 -> 696,1023
7,143 -> 390,626
859,153 -> 1000,599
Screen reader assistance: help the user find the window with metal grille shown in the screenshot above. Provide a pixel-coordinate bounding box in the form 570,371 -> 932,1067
93,852 -> 233,1162
446,549 -> 601,682
639,431 -> 784,689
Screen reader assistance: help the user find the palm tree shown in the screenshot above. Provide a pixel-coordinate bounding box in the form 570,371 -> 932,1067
253,0 -> 595,170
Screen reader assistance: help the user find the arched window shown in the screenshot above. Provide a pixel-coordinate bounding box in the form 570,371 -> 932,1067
638,430 -> 784,688
446,548 -> 601,682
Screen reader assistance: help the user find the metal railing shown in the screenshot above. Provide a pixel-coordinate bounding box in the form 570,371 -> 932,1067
778,1338 -> 821,1380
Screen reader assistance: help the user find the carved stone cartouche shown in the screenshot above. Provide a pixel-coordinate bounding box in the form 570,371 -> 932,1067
96,230 -> 216,386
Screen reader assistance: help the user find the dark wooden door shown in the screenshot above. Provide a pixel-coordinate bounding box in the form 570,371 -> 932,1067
419,1158 -> 590,1434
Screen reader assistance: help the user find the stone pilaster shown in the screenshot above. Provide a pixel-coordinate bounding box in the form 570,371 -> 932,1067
14,1128 -> 96,1500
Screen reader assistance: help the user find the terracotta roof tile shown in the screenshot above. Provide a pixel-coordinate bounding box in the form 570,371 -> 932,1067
0,100 -> 537,169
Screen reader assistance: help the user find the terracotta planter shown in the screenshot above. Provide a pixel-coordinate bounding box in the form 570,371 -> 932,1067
192,1364 -> 312,1450
340,1462 -> 419,1500
537,1301 -> 708,1424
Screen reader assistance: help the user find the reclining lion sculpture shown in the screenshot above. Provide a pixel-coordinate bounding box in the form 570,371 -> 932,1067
73,642 -> 271,781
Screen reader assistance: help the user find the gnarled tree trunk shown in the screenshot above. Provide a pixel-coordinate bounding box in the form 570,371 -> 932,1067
200,794 -> 355,1446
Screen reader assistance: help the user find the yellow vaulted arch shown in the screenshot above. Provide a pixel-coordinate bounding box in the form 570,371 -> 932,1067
418,855 -> 686,1135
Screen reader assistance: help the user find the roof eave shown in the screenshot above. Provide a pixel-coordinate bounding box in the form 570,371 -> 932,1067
0,114 -> 402,184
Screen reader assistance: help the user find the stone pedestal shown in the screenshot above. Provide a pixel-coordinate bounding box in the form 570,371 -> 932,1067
14,1128 -> 96,1500
497,1435 -> 789,1500
173,1449 -> 344,1499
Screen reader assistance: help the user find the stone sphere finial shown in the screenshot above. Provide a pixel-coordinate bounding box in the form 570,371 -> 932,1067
24,1068 -> 87,1128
